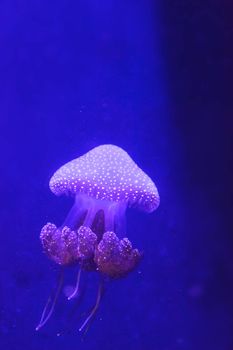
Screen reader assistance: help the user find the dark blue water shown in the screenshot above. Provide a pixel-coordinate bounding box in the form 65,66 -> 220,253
0,1 -> 232,349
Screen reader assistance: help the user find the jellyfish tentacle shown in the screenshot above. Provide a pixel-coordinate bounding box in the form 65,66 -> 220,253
104,202 -> 117,232
62,196 -> 86,230
94,231 -> 141,278
114,202 -> 127,237
68,265 -> 82,300
36,268 -> 64,331
83,206 -> 96,227
79,278 -> 104,333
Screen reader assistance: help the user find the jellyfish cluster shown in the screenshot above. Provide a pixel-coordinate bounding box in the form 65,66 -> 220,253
36,145 -> 159,332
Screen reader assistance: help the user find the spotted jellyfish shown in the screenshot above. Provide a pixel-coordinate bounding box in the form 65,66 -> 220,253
36,144 -> 160,332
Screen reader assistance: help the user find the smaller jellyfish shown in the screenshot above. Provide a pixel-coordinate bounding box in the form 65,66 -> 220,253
36,144 -> 159,332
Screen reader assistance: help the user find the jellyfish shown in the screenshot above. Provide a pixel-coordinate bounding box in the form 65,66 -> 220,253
36,144 -> 159,332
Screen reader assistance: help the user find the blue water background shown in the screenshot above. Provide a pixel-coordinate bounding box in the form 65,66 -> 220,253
0,1 -> 232,349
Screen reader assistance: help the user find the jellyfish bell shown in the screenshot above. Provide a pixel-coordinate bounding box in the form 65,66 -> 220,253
37,144 -> 159,332
49,144 -> 159,212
